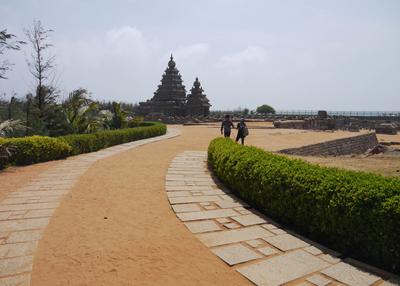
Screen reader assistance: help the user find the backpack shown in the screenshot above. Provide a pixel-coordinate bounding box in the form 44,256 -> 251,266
243,126 -> 249,136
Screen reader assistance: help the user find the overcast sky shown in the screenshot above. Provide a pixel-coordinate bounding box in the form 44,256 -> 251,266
1,0 -> 400,111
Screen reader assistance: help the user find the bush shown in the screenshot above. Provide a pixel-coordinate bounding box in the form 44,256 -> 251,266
256,104 -> 275,114
0,136 -> 71,168
208,138 -> 400,274
60,122 -> 166,155
0,122 -> 167,168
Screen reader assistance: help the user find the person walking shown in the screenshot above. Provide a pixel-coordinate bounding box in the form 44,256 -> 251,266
220,114 -> 234,138
236,118 -> 248,145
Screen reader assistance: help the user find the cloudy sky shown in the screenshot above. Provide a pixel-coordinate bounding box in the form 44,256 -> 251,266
1,0 -> 400,111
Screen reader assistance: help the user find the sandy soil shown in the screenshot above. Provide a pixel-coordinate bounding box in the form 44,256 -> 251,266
295,155 -> 400,177
0,123 -> 396,285
240,122 -> 400,177
206,122 -> 370,151
31,126 -> 251,286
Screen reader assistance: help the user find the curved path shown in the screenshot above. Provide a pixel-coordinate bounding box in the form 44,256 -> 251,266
20,126 -> 249,286
0,129 -> 182,285
166,151 -> 400,286
0,125 -> 398,286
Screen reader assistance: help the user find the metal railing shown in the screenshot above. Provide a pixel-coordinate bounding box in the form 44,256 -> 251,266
275,110 -> 400,119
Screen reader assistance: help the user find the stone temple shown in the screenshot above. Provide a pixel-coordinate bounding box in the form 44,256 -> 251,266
138,55 -> 211,116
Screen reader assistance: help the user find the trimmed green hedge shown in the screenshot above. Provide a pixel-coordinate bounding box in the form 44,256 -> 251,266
0,122 -> 167,169
0,136 -> 71,167
208,138 -> 400,274
60,122 -> 166,155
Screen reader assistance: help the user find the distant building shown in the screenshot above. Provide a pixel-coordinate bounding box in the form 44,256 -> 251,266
138,55 -> 211,116
186,77 -> 211,116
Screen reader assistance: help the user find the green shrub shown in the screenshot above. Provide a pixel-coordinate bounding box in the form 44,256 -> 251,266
0,136 -> 71,168
0,122 -> 167,168
208,138 -> 400,274
60,122 -> 166,155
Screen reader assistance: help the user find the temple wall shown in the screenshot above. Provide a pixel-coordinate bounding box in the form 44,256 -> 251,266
279,132 -> 378,156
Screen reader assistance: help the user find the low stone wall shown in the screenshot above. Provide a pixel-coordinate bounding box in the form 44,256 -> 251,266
279,132 -> 379,156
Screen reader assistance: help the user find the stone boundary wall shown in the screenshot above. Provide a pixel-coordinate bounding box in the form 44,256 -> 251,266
279,133 -> 379,156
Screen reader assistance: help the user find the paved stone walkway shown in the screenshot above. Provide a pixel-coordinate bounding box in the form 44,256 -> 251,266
0,129 -> 181,286
166,151 -> 399,286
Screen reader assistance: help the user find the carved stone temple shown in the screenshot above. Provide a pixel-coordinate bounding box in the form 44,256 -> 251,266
186,77 -> 211,117
138,55 -> 211,116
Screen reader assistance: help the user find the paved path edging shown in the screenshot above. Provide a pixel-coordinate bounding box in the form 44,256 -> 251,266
0,128 -> 181,285
166,151 -> 399,286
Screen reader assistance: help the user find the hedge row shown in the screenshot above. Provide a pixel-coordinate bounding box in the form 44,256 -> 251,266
60,122 -> 166,155
0,122 -> 166,169
0,136 -> 71,167
208,138 -> 400,274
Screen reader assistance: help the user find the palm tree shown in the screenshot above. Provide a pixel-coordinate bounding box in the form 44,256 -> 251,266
63,89 -> 105,134
111,102 -> 127,129
0,119 -> 26,137
0,119 -> 25,166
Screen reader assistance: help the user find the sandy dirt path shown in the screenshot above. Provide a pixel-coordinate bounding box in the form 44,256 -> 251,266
1,123 -> 396,285
31,126 -> 251,286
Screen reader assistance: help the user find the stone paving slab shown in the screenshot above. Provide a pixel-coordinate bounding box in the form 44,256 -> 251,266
237,250 -> 330,286
0,129 -> 182,285
321,262 -> 381,286
231,214 -> 267,226
6,230 -> 43,244
177,209 -> 239,222
0,241 -> 38,258
166,151 -> 399,286
184,220 -> 222,234
0,202 -> 59,212
0,273 -> 31,286
211,243 -> 262,266
215,200 -> 245,209
257,246 -> 278,257
1,196 -> 61,205
166,191 -> 192,198
0,218 -> 49,232
197,226 -> 274,247
169,195 -> 223,204
263,233 -> 310,251
171,204 -> 202,213
0,256 -> 33,277
306,274 -> 332,286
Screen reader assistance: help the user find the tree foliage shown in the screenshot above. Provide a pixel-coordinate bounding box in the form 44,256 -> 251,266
0,119 -> 26,137
63,88 -> 107,134
111,101 -> 127,129
256,104 -> 275,114
0,29 -> 25,79
24,21 -> 56,112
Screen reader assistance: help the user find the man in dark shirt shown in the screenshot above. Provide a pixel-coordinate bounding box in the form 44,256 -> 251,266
221,115 -> 235,137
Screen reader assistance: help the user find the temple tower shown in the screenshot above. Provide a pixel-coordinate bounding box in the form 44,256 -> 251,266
139,55 -> 187,116
186,77 -> 211,116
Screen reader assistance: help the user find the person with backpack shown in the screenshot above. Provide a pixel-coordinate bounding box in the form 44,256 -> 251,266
220,114 -> 235,138
236,118 -> 248,145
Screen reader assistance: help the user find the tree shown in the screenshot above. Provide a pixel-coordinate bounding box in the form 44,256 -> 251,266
111,102 -> 127,129
24,21 -> 56,113
24,21 -> 64,135
0,29 -> 25,79
256,104 -> 275,114
63,88 -> 104,134
0,119 -> 26,137
25,94 -> 33,136
0,119 -> 25,166
7,96 -> 16,120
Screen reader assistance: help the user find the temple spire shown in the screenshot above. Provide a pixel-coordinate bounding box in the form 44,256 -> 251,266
186,77 -> 211,116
